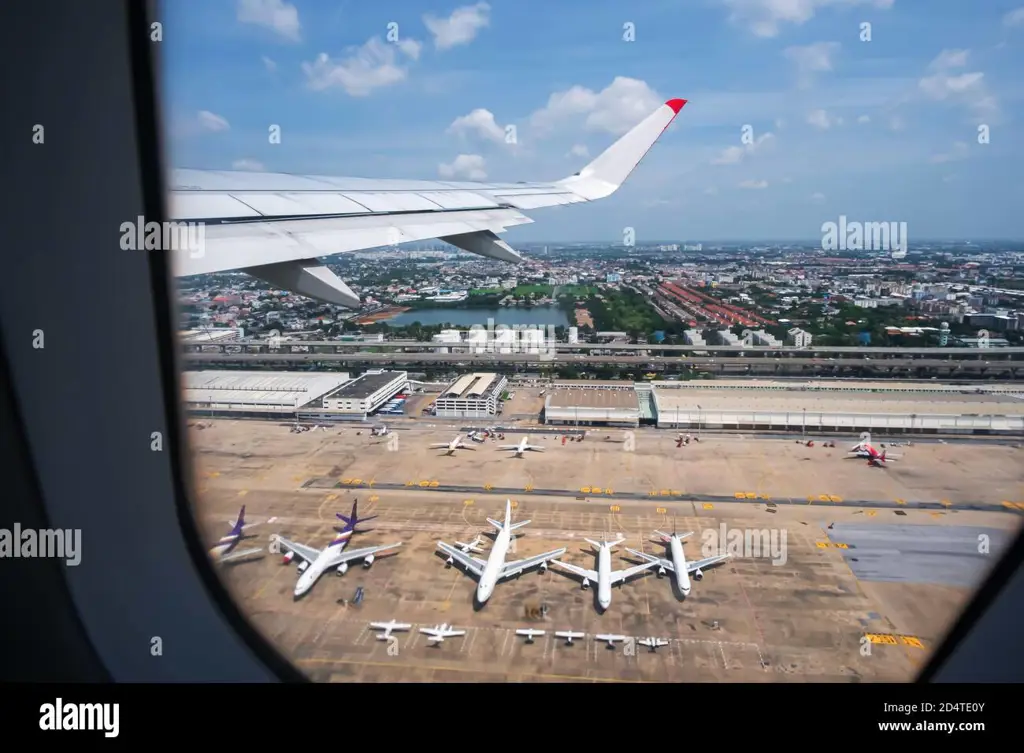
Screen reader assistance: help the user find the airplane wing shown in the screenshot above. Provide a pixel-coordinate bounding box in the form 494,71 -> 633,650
274,536 -> 321,564
550,558 -> 598,584
217,547 -> 264,563
687,553 -> 731,573
609,559 -> 659,585
624,547 -> 673,572
428,443 -> 452,448
502,547 -> 568,578
437,541 -> 487,577
526,446 -> 545,452
168,99 -> 686,307
328,542 -> 403,566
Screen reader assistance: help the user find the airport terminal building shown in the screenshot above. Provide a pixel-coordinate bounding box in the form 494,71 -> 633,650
322,370 -> 409,419
544,386 -> 641,428
433,372 -> 508,419
183,370 -> 352,418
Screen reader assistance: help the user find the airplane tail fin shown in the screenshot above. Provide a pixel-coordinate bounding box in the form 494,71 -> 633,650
556,99 -> 686,201
486,517 -> 505,532
508,519 -> 531,531
236,505 -> 246,528
583,538 -> 602,551
654,529 -> 670,541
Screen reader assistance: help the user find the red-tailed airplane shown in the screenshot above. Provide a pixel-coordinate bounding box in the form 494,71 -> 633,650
168,99 -> 688,306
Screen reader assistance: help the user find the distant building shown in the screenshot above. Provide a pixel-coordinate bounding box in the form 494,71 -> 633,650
751,330 -> 781,347
322,371 -> 408,418
567,326 -> 579,344
605,273 -> 621,283
786,327 -> 813,348
433,372 -> 508,419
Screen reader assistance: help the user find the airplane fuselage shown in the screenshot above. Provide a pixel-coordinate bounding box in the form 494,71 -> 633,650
476,529 -> 511,604
294,534 -> 351,597
210,535 -> 240,559
669,537 -> 691,595
596,546 -> 612,609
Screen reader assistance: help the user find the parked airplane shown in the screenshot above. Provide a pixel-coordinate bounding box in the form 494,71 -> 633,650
369,620 -> 411,641
625,530 -> 732,598
551,535 -> 658,612
515,628 -> 546,644
429,434 -> 476,455
849,432 -> 872,453
209,505 -> 267,564
555,630 -> 586,645
638,637 -> 670,651
595,634 -> 630,648
169,100 -> 687,307
443,536 -> 485,567
419,624 -> 466,645
864,445 -> 899,466
498,436 -> 545,457
273,502 -> 402,598
437,500 -> 566,606
371,425 -> 389,437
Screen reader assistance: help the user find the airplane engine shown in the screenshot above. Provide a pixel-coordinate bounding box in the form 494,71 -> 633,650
336,563 -> 349,576
363,554 -> 375,568
693,568 -> 703,581
581,579 -> 590,590
657,566 -> 666,577
445,556 -> 453,567
539,561 -> 548,572
296,561 -> 309,573
282,551 -> 295,565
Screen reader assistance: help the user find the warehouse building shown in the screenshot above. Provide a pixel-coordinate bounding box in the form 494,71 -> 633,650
183,370 -> 350,418
544,387 -> 640,427
433,372 -> 508,419
651,381 -> 1024,435
322,370 -> 408,419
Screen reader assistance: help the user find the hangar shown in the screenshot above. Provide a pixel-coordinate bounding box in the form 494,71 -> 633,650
183,370 -> 351,418
543,387 -> 640,428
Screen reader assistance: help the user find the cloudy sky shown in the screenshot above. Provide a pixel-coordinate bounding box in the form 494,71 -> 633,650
162,0 -> 1024,242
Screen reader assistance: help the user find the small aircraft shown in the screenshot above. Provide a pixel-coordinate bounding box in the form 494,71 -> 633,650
370,424 -> 389,437
515,628 -> 546,644
555,630 -> 586,645
209,506 -> 269,564
419,624 -> 466,645
551,535 -> 659,612
444,536 -> 485,567
498,436 -> 545,458
429,434 -> 476,455
369,620 -> 411,641
637,637 -> 670,652
863,445 -> 899,467
595,634 -> 630,648
625,530 -> 732,598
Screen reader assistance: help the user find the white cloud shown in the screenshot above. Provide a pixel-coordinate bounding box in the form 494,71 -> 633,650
236,0 -> 301,43
918,49 -> 998,119
447,109 -> 508,144
889,115 -> 905,131
719,0 -> 893,38
424,2 -> 491,50
529,76 -> 662,136
197,110 -> 230,132
302,37 -> 422,96
739,179 -> 768,189
567,144 -> 590,159
857,114 -> 870,123
1005,8 -> 1024,26
783,42 -> 840,87
806,109 -> 841,129
439,154 -> 487,180
261,55 -> 277,72
232,158 -> 265,171
929,141 -> 970,164
810,192 -> 826,203
711,131 -> 775,165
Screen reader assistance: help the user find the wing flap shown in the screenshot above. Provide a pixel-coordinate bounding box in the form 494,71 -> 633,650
551,559 -> 598,583
275,536 -> 321,564
609,560 -> 658,585
687,553 -> 731,572
438,542 -> 485,576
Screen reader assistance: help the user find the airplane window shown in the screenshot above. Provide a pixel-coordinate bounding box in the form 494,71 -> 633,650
157,0 -> 1024,686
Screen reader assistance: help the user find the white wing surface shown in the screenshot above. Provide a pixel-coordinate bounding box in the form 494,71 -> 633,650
169,100 -> 687,307
273,536 -> 321,564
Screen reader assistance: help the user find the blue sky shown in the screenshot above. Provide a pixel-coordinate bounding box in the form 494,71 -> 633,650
163,0 -> 1024,241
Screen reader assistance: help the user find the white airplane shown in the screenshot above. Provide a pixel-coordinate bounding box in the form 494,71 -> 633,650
637,637 -> 670,652
515,628 -> 546,644
625,530 -> 732,598
849,432 -> 872,453
498,436 -> 545,457
555,630 -> 586,645
209,505 -> 268,564
443,536 -> 485,567
369,620 -> 411,641
168,100 -> 687,307
551,535 -> 659,612
437,500 -> 566,605
429,434 -> 476,455
419,624 -> 466,645
272,513 -> 403,598
595,634 -> 630,648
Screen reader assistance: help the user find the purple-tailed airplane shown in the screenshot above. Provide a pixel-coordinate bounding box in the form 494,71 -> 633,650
209,505 -> 266,564
272,501 -> 403,599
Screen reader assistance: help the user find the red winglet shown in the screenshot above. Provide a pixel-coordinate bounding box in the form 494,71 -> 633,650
665,98 -> 688,114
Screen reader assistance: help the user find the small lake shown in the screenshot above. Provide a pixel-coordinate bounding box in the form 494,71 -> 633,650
384,307 -> 571,327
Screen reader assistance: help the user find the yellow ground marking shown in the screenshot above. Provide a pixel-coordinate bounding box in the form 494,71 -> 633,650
509,500 -> 518,508
702,503 -> 713,510
418,481 -> 430,488
865,634 -> 899,645
405,480 -> 415,487
760,494 -> 771,501
581,487 -> 593,494
605,488 -> 614,495
429,481 -> 439,488
865,510 -> 877,517
818,495 -> 831,502
660,490 -> 670,496
350,478 -> 362,486
463,499 -> 474,506
324,493 -> 338,503
828,495 -> 843,503
670,490 -> 681,496
656,507 -> 667,514
745,493 -> 757,499
524,484 -> 534,492
901,636 -> 925,649
895,498 -> 906,505
939,499 -> 952,507
483,484 -> 494,491
368,495 -> 379,503
834,543 -> 849,549
816,542 -> 830,548
294,657 -> 649,683
609,505 -> 621,512
806,497 -> 815,504
734,493 -> 746,499
237,490 -> 248,498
